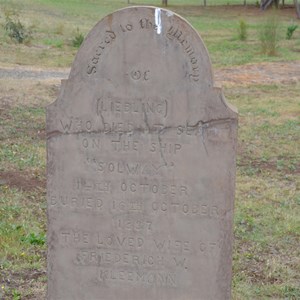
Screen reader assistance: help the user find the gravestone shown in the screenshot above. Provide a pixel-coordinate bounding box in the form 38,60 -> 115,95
46,6 -> 238,300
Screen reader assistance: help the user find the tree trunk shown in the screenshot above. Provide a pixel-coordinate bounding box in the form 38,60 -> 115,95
261,0 -> 273,10
295,0 -> 300,18
162,0 -> 168,6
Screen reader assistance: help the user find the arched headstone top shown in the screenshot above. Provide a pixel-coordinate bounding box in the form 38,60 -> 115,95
70,6 -> 213,83
48,6 -> 237,134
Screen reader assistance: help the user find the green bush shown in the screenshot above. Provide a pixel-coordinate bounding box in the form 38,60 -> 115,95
238,19 -> 248,41
21,232 -> 46,245
258,13 -> 280,56
72,28 -> 84,48
286,24 -> 298,40
12,289 -> 21,300
4,15 -> 32,44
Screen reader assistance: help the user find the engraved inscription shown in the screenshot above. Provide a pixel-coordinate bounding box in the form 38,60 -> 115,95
139,18 -> 159,31
60,118 -> 94,133
86,159 -> 174,176
166,26 -> 200,82
111,198 -> 144,213
114,218 -> 153,232
102,122 -> 134,134
74,249 -> 189,273
119,180 -> 188,197
73,178 -> 111,192
87,30 -> 116,74
153,239 -> 191,254
97,269 -> 177,287
82,138 -> 102,149
60,229 -> 221,258
151,200 -> 222,218
96,96 -> 168,118
49,194 -> 104,211
60,230 -> 145,250
150,142 -> 182,155
111,139 -> 139,152
129,70 -> 150,81
120,23 -> 133,32
75,250 -> 166,268
86,17 -> 203,83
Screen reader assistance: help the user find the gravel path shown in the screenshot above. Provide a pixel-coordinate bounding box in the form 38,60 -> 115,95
0,66 -> 69,80
0,61 -> 300,85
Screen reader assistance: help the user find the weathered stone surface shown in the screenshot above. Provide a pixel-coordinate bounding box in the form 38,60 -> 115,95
47,6 -> 238,300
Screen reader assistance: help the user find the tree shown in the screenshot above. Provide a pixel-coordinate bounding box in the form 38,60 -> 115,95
162,0 -> 168,6
260,0 -> 278,10
295,0 -> 300,18
261,0 -> 300,17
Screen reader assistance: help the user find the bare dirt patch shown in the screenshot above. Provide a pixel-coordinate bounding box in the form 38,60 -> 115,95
215,61 -> 300,86
0,96 -> 13,119
237,155 -> 300,174
0,66 -> 69,81
0,171 -> 46,191
0,269 -> 46,300
0,77 -> 61,108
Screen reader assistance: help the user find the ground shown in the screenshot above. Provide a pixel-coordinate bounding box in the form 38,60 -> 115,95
1,60 -> 300,84
0,60 -> 299,299
0,1 -> 299,298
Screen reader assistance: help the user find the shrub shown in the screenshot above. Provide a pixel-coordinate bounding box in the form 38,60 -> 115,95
238,19 -> 248,41
72,28 -> 84,48
258,13 -> 280,56
21,232 -> 46,245
4,15 -> 32,44
286,24 -> 298,40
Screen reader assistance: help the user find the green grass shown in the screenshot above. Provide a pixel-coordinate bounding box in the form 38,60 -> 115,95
229,83 -> 300,299
0,80 -> 47,298
0,80 -> 299,299
0,0 -> 299,67
0,0 -> 299,299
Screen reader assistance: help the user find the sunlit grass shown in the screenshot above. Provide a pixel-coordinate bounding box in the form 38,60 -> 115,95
0,0 -> 299,67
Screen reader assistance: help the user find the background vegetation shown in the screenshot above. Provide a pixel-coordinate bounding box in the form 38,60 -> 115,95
0,0 -> 299,67
0,0 -> 299,299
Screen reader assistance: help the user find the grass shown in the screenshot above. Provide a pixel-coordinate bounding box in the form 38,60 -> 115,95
0,81 -> 299,299
0,0 -> 299,299
0,79 -> 48,299
229,83 -> 300,299
0,1 -> 299,67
